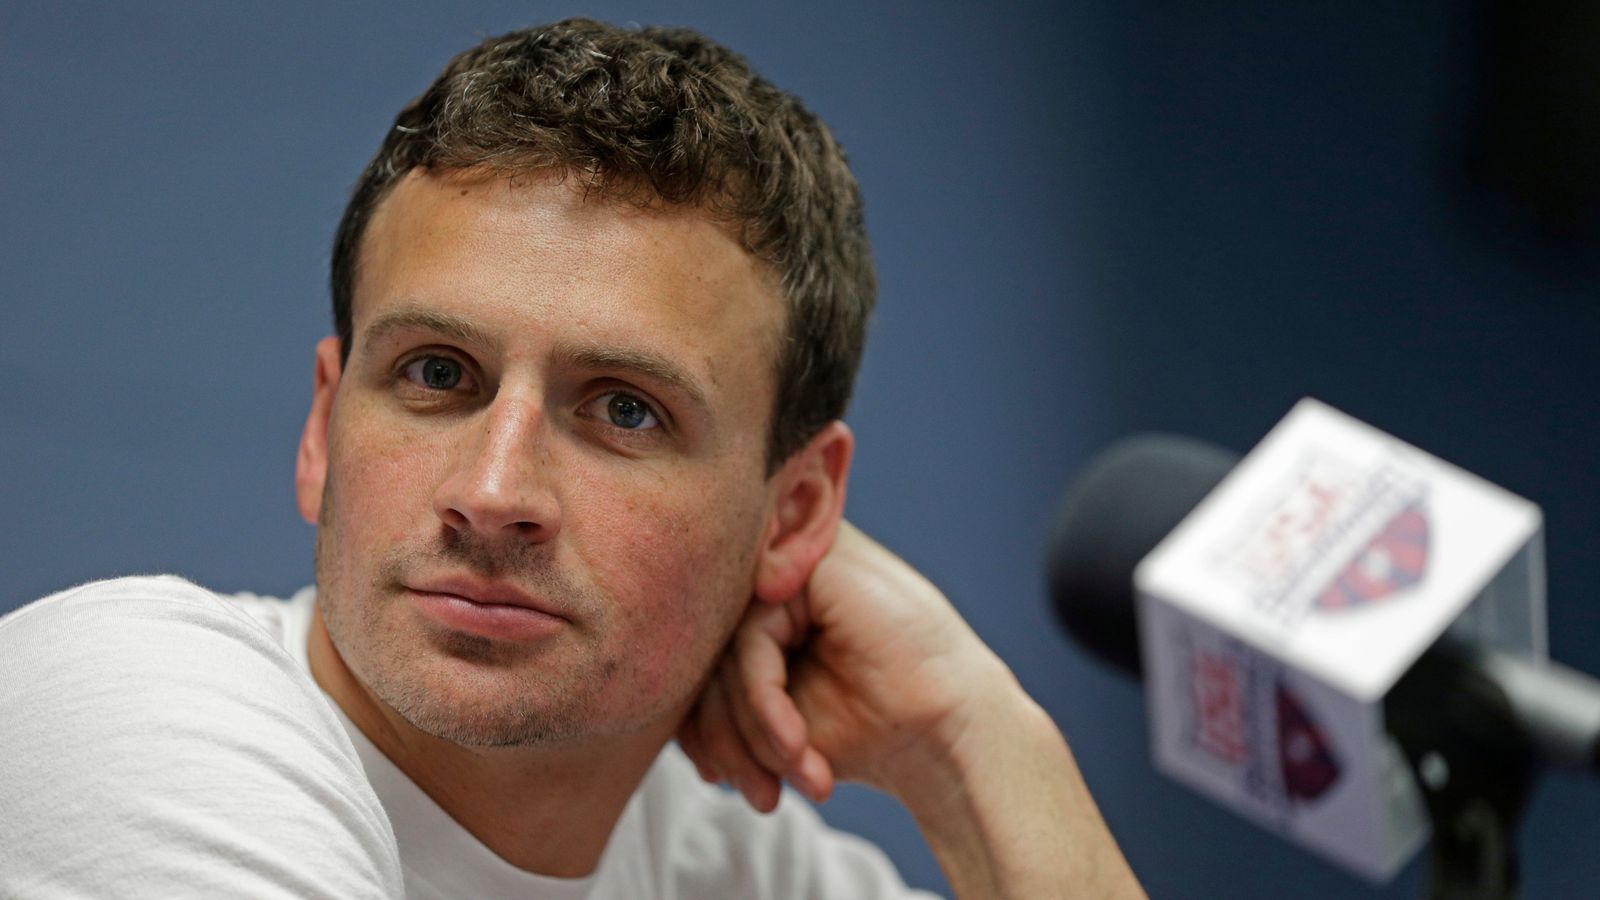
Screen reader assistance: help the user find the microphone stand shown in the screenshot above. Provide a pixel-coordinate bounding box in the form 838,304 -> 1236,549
1387,645 -> 1539,900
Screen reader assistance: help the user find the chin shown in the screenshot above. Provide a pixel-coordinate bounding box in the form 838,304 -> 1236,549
380,666 -> 589,747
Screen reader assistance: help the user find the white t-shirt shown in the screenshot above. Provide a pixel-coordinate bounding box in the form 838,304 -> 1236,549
0,576 -> 935,899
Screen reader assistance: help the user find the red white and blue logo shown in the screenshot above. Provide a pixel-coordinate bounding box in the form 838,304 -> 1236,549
1219,453 -> 1432,628
1275,682 -> 1340,802
1190,641 -> 1342,814
1314,504 -> 1430,611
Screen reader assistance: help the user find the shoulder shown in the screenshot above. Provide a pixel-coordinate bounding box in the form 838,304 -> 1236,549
0,576 -> 314,721
601,744 -> 937,899
0,573 -> 314,651
4,572 -> 243,621
0,576 -> 402,898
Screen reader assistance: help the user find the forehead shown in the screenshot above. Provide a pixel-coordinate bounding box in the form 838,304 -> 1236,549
353,168 -> 786,403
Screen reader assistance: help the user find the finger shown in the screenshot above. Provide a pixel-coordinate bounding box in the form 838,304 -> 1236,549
725,615 -> 839,804
730,617 -> 809,767
697,676 -> 782,813
718,653 -> 798,780
675,709 -> 720,785
796,746 -> 836,804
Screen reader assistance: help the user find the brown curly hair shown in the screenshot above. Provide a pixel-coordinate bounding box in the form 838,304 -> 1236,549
330,19 -> 875,468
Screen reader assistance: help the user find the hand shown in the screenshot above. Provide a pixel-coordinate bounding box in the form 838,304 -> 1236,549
679,521 -> 1148,898
677,520 -> 1009,812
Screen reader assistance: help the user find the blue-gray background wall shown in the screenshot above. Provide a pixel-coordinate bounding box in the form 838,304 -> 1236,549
4,3 -> 1597,897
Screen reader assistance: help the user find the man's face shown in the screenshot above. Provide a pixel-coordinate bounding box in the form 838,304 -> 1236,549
299,169 -> 786,747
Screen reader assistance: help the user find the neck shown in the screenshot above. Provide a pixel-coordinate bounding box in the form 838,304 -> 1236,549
306,602 -> 669,877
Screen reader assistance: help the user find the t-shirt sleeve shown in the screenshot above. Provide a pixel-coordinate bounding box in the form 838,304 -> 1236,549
622,745 -> 944,899
0,576 -> 403,899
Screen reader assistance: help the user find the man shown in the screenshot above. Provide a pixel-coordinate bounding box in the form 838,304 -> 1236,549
0,19 -> 1142,899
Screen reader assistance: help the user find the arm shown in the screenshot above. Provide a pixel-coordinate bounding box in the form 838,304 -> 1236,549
677,522 -> 1145,899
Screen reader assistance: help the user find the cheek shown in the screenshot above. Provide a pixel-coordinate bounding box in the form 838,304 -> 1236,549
325,412 -> 447,552
574,468 -> 766,653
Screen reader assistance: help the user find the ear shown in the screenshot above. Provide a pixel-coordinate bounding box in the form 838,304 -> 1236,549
295,336 -> 343,524
753,420 -> 854,604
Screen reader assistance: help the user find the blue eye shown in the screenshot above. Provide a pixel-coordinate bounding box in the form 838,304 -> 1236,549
404,356 -> 463,390
604,393 -> 659,430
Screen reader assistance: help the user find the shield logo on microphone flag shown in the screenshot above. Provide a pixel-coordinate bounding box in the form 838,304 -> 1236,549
1209,444 -> 1433,629
1189,642 -> 1342,812
1316,505 -> 1429,611
1278,682 -> 1340,801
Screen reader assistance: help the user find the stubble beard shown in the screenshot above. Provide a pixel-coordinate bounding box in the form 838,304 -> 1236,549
313,489 -> 616,748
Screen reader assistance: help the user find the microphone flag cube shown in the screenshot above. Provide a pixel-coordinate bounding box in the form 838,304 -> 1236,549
1135,398 -> 1544,880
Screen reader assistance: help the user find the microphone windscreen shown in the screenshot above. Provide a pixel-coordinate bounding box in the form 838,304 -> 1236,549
1047,435 -> 1238,678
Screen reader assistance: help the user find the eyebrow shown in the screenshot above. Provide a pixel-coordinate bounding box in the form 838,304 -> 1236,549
554,344 -> 709,410
361,309 -> 498,353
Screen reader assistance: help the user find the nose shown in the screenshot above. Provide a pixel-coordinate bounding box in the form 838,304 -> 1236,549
432,392 -> 562,542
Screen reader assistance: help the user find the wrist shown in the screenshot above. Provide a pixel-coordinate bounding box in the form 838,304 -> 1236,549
878,668 -> 1146,900
875,649 -> 1040,809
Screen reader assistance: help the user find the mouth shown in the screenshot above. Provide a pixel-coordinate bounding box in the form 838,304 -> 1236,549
406,575 -> 570,641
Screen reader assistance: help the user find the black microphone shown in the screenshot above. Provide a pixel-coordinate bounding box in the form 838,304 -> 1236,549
1047,434 -> 1600,773
1047,434 -> 1236,679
